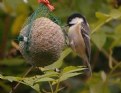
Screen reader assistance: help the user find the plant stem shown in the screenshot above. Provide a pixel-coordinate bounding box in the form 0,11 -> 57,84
48,81 -> 54,93
54,72 -> 62,93
55,80 -> 60,93
9,66 -> 34,93
108,62 -> 121,78
101,49 -> 118,65
91,17 -> 112,35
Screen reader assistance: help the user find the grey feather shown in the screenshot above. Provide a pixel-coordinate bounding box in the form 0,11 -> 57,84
81,22 -> 91,61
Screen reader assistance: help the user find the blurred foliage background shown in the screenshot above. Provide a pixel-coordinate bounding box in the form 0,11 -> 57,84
0,0 -> 121,93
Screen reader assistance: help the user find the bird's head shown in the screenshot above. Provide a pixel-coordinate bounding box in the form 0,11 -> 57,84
67,13 -> 87,27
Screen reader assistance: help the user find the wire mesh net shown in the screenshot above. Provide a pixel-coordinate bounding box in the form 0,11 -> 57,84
18,4 -> 62,55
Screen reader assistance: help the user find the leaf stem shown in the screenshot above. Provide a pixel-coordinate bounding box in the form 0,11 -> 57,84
9,66 -> 33,93
54,72 -> 62,93
91,17 -> 112,35
48,81 -> 54,93
107,62 -> 121,78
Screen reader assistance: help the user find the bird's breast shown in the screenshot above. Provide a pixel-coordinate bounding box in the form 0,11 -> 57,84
68,24 -> 86,59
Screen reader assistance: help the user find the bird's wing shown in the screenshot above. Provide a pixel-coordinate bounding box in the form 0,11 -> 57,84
81,24 -> 91,61
82,22 -> 90,34
81,24 -> 92,77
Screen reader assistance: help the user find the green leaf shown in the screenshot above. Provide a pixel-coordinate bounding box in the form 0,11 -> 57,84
95,12 -> 109,20
60,72 -> 81,81
91,9 -> 121,34
110,24 -> 121,48
0,74 -> 21,83
34,77 -> 54,83
110,38 -> 121,48
110,9 -> 121,19
52,66 -> 84,85
3,0 -> 29,15
52,72 -> 82,85
0,73 -> 57,92
45,48 -> 72,69
60,66 -> 84,81
62,66 -> 85,73
0,58 -> 24,66
91,31 -> 107,49
31,84 -> 40,93
91,12 -> 111,34
34,72 -> 58,80
115,24 -> 121,34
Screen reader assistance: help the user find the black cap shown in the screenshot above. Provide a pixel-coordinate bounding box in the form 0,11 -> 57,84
67,13 -> 87,27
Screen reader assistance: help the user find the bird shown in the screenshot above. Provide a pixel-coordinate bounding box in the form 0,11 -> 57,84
67,13 -> 92,79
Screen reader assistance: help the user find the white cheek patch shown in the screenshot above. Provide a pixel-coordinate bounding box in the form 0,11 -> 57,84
69,17 -> 84,25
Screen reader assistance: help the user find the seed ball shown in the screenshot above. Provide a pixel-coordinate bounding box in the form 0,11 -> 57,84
19,17 -> 65,67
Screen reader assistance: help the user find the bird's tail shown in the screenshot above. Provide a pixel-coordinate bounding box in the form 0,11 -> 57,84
81,58 -> 92,80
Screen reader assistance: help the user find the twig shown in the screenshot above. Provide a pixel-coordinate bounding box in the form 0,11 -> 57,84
107,62 -> 121,77
109,49 -> 113,69
9,66 -> 34,93
54,72 -> 62,93
11,41 -> 19,50
101,49 -> 118,65
48,81 -> 54,93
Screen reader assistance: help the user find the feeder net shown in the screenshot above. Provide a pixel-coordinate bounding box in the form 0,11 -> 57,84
18,3 -> 62,55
